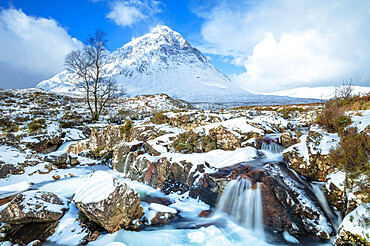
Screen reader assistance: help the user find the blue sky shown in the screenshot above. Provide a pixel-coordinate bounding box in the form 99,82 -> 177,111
0,0 -> 369,92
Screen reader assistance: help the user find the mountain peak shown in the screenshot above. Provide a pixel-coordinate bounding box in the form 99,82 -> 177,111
37,26 -> 252,102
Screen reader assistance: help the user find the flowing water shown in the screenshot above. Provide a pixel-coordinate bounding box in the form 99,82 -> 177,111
217,177 -> 265,240
311,181 -> 342,232
261,141 -> 284,154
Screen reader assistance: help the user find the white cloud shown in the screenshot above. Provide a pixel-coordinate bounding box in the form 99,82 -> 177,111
107,0 -> 163,27
196,0 -> 370,93
0,8 -> 82,88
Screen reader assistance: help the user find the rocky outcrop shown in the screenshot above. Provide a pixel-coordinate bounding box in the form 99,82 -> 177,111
335,203 -> 370,245
0,191 -> 69,224
280,130 -> 300,148
23,135 -> 63,154
44,151 -> 68,167
73,171 -> 144,233
0,162 -> 24,178
209,126 -> 241,150
190,162 -> 334,239
283,130 -> 339,181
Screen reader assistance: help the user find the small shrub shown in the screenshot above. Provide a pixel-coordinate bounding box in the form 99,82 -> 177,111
171,130 -> 217,153
28,118 -> 46,134
120,119 -> 133,138
329,127 -> 370,203
150,111 -> 168,124
0,117 -> 19,132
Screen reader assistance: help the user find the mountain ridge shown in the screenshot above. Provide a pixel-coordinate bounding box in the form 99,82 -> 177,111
37,25 -> 252,102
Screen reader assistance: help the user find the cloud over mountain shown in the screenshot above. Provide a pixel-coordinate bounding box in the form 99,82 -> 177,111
0,8 -> 81,89
195,0 -> 370,93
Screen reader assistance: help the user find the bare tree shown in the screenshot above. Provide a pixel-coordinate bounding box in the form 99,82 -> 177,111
65,29 -> 125,121
334,79 -> 354,99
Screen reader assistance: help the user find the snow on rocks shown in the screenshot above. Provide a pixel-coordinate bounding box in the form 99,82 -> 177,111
283,128 -> 340,181
335,203 -> 370,245
47,203 -> 88,245
73,171 -> 144,233
142,202 -> 178,225
0,190 -> 69,224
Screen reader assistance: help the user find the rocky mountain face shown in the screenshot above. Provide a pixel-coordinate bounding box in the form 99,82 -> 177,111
36,25 -> 251,103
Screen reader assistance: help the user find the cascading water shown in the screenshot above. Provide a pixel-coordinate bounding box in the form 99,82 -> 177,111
261,141 -> 284,154
311,182 -> 342,231
217,177 -> 265,239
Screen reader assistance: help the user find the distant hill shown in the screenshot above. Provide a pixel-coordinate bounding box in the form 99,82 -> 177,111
263,86 -> 370,99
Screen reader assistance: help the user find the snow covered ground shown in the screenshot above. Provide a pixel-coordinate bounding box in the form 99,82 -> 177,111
263,86 -> 370,99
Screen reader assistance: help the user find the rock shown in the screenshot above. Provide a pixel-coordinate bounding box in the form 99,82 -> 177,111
0,221 -> 58,244
141,196 -> 172,206
335,203 -> 370,245
44,151 -> 68,167
68,154 -> 80,166
280,131 -> 299,148
28,239 -> 42,246
23,135 -> 63,154
52,174 -> 60,180
282,130 -> 339,181
0,162 -> 24,178
199,210 -> 213,218
190,162 -> 334,239
143,203 -> 177,225
209,125 -> 241,150
88,231 -> 100,242
73,171 -> 144,233
0,191 -> 69,224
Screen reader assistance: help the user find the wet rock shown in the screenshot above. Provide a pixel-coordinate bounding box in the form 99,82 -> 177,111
73,171 -> 144,233
0,191 -> 69,224
190,162 -> 334,239
199,210 -> 213,218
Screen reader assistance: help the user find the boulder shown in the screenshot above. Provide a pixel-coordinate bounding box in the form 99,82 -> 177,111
0,221 -> 58,245
73,171 -> 144,233
0,191 -> 69,224
44,151 -> 68,167
23,135 -> 63,154
335,203 -> 370,245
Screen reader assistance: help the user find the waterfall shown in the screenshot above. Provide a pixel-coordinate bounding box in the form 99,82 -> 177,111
261,141 -> 284,154
311,182 -> 342,231
217,177 -> 265,239
123,153 -> 132,177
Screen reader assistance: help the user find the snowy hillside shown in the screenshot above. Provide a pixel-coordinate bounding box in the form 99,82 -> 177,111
37,25 -> 252,103
263,86 -> 370,99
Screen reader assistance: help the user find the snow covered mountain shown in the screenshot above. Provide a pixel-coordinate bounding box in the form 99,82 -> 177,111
263,86 -> 370,99
37,25 -> 252,102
